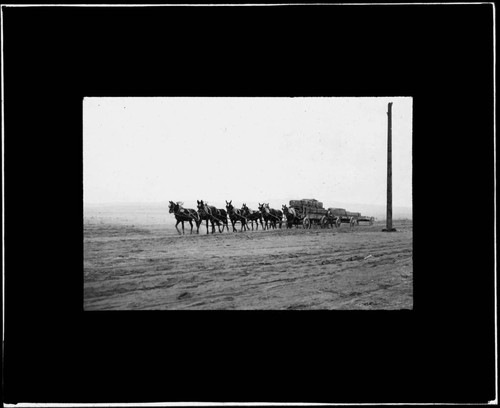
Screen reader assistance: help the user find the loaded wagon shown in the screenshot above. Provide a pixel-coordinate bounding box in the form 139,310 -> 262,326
329,208 -> 357,227
289,199 -> 330,229
346,211 -> 361,224
356,215 -> 375,225
330,209 -> 374,226
323,208 -> 342,228
345,211 -> 376,226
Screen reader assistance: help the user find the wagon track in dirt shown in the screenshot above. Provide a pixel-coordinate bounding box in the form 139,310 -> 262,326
84,220 -> 412,310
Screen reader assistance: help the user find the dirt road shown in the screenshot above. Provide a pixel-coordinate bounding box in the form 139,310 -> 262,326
84,218 -> 412,310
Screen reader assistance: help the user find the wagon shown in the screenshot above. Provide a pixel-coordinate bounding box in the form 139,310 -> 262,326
303,207 -> 330,229
329,208 -> 357,227
322,208 -> 342,228
289,199 -> 329,229
346,211 -> 361,225
355,215 -> 375,225
345,211 -> 375,226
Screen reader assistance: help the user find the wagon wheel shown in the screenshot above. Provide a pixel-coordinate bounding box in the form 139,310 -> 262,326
303,217 -> 311,229
320,215 -> 328,229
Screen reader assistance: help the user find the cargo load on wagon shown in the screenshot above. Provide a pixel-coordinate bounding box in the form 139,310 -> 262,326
307,208 -> 327,215
328,208 -> 347,217
289,199 -> 324,209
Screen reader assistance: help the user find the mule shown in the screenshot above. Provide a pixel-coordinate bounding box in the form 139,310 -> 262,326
197,199 -> 218,234
226,200 -> 248,232
263,203 -> 283,229
241,203 -> 263,231
258,203 -> 272,230
197,200 -> 229,234
168,201 -> 201,234
282,204 -> 301,228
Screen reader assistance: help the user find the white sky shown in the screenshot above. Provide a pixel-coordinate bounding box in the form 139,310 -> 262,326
83,97 -> 412,209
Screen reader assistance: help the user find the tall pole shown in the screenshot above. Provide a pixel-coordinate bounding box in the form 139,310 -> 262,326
384,102 -> 396,232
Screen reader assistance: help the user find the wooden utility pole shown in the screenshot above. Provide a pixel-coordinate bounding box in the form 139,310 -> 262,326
383,102 -> 397,232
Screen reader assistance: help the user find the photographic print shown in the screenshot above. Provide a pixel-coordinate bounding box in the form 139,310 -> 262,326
83,97 -> 413,310
4,2 -> 496,405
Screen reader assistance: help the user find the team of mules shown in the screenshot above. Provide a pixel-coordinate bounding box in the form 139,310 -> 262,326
170,200 -> 368,234
169,200 -> 363,235
169,200 -> 287,235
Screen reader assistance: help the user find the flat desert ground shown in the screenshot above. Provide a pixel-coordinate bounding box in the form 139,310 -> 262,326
84,205 -> 413,310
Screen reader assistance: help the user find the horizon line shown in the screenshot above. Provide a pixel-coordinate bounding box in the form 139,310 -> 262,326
83,199 -> 413,209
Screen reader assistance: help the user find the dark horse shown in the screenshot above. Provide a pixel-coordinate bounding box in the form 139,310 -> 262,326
168,201 -> 201,234
282,204 -> 301,229
226,200 -> 248,232
259,203 -> 283,229
241,203 -> 263,230
197,200 -> 229,234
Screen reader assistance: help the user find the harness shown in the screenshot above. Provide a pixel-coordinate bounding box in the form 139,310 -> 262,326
263,206 -> 282,221
174,207 -> 199,221
243,207 -> 260,221
284,207 -> 300,223
229,207 -> 251,223
285,207 -> 297,217
204,205 -> 227,223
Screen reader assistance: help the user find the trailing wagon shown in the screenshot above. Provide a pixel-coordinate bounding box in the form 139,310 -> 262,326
346,210 -> 375,226
356,215 -> 375,225
328,208 -> 357,227
323,208 -> 342,228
